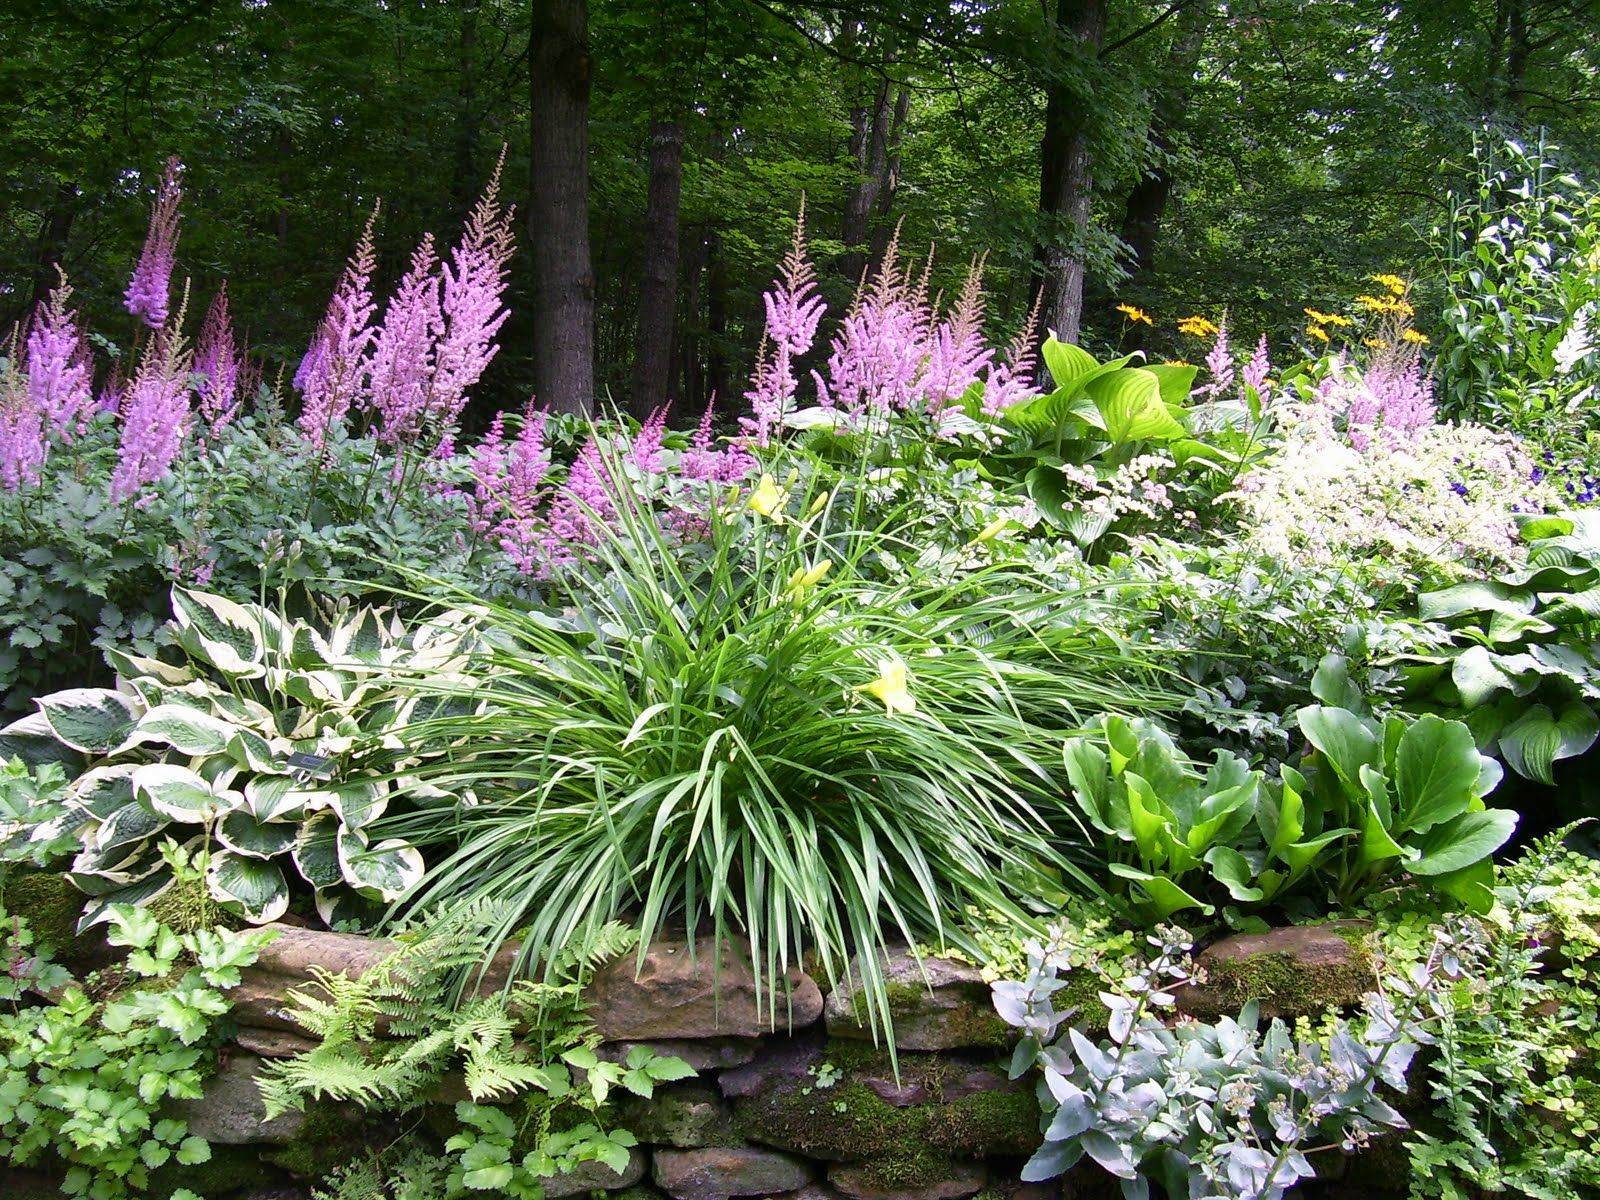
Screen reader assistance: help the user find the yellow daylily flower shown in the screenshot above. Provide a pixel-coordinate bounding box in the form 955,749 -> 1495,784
1177,315 -> 1220,338
747,473 -> 786,519
1115,303 -> 1154,326
1371,273 -> 1408,297
1401,328 -> 1430,345
785,558 -> 833,596
1306,324 -> 1330,344
856,657 -> 916,716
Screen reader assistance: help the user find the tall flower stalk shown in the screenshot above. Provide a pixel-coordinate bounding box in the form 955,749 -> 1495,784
112,289 -> 193,503
297,204 -> 379,454
124,157 -> 183,330
193,284 -> 241,436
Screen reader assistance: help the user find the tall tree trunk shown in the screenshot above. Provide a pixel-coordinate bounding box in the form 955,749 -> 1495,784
454,0 -> 481,215
1035,0 -> 1106,346
840,74 -> 897,281
528,0 -> 596,416
1112,1 -> 1208,348
630,120 -> 686,419
23,181 -> 76,317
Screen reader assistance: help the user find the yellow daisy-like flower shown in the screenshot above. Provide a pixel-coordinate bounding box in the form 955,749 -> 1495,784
1364,337 -> 1390,349
1354,293 -> 1391,313
1116,303 -> 1154,326
856,656 -> 916,716
1306,324 -> 1330,344
1303,307 -> 1352,328
1401,328 -> 1430,345
1177,315 -> 1219,338
747,473 -> 785,519
1371,273 -> 1408,297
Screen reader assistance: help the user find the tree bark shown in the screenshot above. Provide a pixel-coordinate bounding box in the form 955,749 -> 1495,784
840,74 -> 897,281
528,0 -> 596,416
454,0 -> 481,215
23,181 -> 76,318
1035,0 -> 1107,346
630,120 -> 686,419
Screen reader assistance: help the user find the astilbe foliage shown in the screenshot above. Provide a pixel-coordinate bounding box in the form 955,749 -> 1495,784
124,156 -> 183,330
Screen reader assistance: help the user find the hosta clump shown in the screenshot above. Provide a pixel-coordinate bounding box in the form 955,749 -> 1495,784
1,587 -> 477,928
994,922 -> 1455,1200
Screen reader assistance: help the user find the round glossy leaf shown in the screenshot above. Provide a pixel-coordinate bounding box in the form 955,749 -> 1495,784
207,852 -> 290,923
217,810 -> 299,860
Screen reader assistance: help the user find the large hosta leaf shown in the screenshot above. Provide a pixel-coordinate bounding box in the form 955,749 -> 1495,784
1498,702 -> 1600,783
132,764 -> 235,823
171,588 -> 271,677
207,852 -> 290,923
1085,368 -> 1185,443
337,828 -> 424,902
37,688 -> 144,753
292,813 -> 343,888
78,871 -> 176,931
66,764 -> 140,819
127,704 -> 241,756
217,810 -> 299,859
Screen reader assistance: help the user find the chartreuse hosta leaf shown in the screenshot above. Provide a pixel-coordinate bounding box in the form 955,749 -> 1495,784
23,584 -> 465,929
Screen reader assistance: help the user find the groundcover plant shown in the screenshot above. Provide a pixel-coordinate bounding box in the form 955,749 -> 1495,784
3,30 -> 1600,1199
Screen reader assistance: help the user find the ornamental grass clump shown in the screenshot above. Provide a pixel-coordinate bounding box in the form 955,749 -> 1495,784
377,450 -> 1179,1036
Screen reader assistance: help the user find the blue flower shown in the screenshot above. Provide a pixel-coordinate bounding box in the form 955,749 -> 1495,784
1450,481 -> 1469,498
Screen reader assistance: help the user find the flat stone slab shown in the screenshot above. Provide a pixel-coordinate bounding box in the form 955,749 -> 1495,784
589,937 -> 824,1040
654,1147 -> 814,1198
824,948 -> 1010,1051
539,1148 -> 648,1196
1178,921 -> 1374,1019
170,1054 -> 304,1145
828,1161 -> 987,1200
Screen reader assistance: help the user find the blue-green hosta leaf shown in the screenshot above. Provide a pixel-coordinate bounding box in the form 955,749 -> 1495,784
171,588 -> 269,677
1498,702 -> 1600,784
132,764 -> 237,824
217,810 -> 298,860
1449,645 -> 1515,708
337,828 -> 424,902
1408,808 -> 1518,877
1540,587 -> 1600,627
207,852 -> 289,923
1418,581 -> 1535,622
1085,367 -> 1186,443
65,763 -> 139,819
244,775 -> 313,822
1393,716 -> 1482,831
125,704 -> 241,756
94,801 -> 169,854
292,814 -> 343,888
36,688 -> 144,753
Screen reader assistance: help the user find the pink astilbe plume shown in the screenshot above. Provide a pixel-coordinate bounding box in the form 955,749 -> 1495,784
465,412 -> 510,536
124,157 -> 183,330
297,204 -> 380,452
428,153 -> 517,440
112,293 -> 193,502
544,437 -> 616,555
367,234 -> 442,446
920,256 -> 995,413
193,284 -> 241,434
743,200 -> 826,445
630,405 -> 669,474
1202,317 -> 1234,399
981,293 -> 1043,416
0,340 -> 45,491
812,230 -> 933,417
1241,334 -> 1271,398
27,271 -> 94,442
680,400 -> 755,484
497,410 -> 552,574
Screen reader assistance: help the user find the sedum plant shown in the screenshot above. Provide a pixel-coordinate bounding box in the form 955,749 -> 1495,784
994,921 -> 1455,1200
2,587 -> 475,927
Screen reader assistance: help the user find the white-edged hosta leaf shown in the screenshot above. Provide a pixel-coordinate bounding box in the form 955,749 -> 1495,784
66,764 -> 140,819
292,814 -> 343,888
171,587 -> 269,677
103,645 -> 196,686
337,828 -> 424,902
245,775 -> 312,822
314,887 -> 384,930
124,704 -> 241,756
0,712 -> 85,770
228,728 -> 279,773
326,779 -> 389,829
328,607 -> 389,665
78,870 -> 175,931
132,763 -> 235,823
71,838 -> 158,885
37,688 -> 145,753
217,810 -> 299,859
206,851 -> 289,923
94,801 -> 170,854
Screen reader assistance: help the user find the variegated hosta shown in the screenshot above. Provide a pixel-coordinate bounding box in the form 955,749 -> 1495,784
1,588 -> 479,929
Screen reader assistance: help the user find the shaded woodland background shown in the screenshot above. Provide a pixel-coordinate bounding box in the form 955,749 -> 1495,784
2,0 -> 1598,422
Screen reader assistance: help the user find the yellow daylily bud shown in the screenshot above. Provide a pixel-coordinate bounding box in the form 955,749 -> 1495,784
807,491 -> 831,517
785,558 -> 833,597
971,517 -> 1010,544
856,656 -> 916,716
748,473 -> 785,519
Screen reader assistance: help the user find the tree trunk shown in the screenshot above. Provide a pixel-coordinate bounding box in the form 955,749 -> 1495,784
678,225 -> 709,411
454,0 -> 481,215
630,120 -> 686,419
1035,0 -> 1106,346
1112,2 -> 1208,347
528,0 -> 596,416
23,181 -> 76,317
840,74 -> 896,281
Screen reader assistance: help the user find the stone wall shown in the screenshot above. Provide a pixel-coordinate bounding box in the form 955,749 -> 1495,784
3,921 -> 1406,1200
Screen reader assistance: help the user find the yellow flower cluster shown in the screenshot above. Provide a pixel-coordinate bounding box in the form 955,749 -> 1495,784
1303,308 -> 1352,328
1306,325 -> 1330,343
1370,273 -> 1408,296
1115,302 -> 1154,325
1354,293 -> 1415,318
1177,315 -> 1220,338
1401,328 -> 1430,346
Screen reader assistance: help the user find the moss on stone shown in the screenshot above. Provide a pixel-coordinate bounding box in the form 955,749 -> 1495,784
146,1142 -> 274,1197
1204,937 -> 1374,1017
2,870 -> 88,957
264,1100 -> 368,1179
733,1041 -> 1038,1178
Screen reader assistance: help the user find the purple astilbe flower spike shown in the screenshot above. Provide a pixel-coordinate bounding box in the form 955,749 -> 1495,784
497,408 -> 552,574
1203,316 -> 1234,399
124,157 -> 183,330
981,293 -> 1043,416
742,200 -> 826,444
921,256 -> 995,413
193,283 -> 241,435
297,203 -> 380,452
428,152 -> 516,443
0,340 -> 46,492
680,401 -> 721,482
27,270 -> 94,443
814,227 -> 934,418
465,412 -> 509,536
630,405 -> 669,474
1241,334 -> 1271,398
112,292 -> 193,502
367,233 -> 442,446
